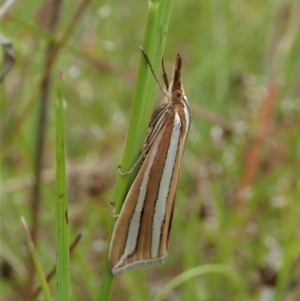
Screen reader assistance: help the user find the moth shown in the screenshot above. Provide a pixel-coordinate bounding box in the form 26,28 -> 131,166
109,49 -> 191,274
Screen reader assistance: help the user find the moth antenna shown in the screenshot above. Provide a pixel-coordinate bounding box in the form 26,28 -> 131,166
139,46 -> 170,100
161,57 -> 169,89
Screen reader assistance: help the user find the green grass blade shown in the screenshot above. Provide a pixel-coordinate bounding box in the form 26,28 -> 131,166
55,74 -> 70,301
115,0 -> 174,209
98,0 -> 174,300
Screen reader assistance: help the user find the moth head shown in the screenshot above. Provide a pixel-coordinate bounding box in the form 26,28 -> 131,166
172,89 -> 184,102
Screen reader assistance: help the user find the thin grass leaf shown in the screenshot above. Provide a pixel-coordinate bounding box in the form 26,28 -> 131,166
55,74 -> 70,301
154,264 -> 248,301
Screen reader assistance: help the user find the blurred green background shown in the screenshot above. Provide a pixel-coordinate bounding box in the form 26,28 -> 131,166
1,0 -> 300,300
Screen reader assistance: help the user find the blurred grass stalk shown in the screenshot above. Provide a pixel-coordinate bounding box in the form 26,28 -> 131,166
98,0 -> 174,300
20,217 -> 52,301
274,178 -> 300,301
55,75 -> 70,301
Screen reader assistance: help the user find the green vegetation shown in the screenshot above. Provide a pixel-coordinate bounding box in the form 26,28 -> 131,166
1,0 -> 299,300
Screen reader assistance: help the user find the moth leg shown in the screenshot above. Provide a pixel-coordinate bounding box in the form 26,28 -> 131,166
118,151 -> 145,175
118,138 -> 153,175
110,202 -> 120,217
